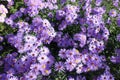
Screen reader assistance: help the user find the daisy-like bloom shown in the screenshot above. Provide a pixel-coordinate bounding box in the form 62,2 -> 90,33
37,54 -> 49,63
89,44 -> 97,53
39,46 -> 50,55
76,63 -> 83,74
45,55 -> 55,67
30,63 -> 40,73
55,61 -> 65,72
66,49 -> 76,58
56,10 -> 65,20
97,71 -> 114,80
5,18 -> 13,26
95,0 -> 102,6
25,71 -> 37,80
41,69 -> 51,76
24,34 -> 37,43
81,54 -> 90,64
42,19 -> 51,27
109,9 -> 117,17
23,42 -> 34,52
58,48 -> 67,59
65,58 -> 77,71
27,49 -> 39,57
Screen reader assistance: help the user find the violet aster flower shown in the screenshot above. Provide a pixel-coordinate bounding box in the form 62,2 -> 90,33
76,63 -> 83,74
25,71 -> 37,80
5,18 -> 13,26
24,34 -> 37,43
41,69 -> 51,76
58,48 -> 67,59
113,0 -> 119,7
55,61 -> 65,72
109,9 -> 117,17
65,58 -> 77,71
27,51 -> 39,57
30,63 -> 40,73
39,46 -> 50,55
97,71 -> 114,80
27,6 -> 39,17
66,49 -> 76,58
95,0 -> 102,6
37,54 -> 49,63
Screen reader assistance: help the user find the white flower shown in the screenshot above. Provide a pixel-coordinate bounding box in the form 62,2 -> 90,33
76,63 -> 83,74
40,46 -> 50,55
0,16 -> 5,23
37,54 -> 49,63
24,35 -> 37,43
0,4 -> 8,23
42,19 -> 51,27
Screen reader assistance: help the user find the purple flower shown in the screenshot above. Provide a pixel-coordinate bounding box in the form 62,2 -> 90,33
25,71 -> 37,80
76,63 -> 83,74
95,0 -> 102,6
65,58 -> 77,71
30,63 -> 40,73
109,9 -> 117,17
58,49 -> 67,59
27,7 -> 39,17
41,69 -> 51,76
55,61 -> 65,72
5,18 -> 13,26
74,33 -> 86,48
97,71 -> 114,80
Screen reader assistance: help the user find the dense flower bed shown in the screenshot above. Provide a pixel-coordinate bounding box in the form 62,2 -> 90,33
0,0 -> 120,80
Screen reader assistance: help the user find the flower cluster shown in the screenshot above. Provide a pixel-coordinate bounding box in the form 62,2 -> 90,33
0,0 -> 118,80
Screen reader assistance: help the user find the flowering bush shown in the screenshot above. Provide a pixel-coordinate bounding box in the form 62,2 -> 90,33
0,0 -> 120,80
